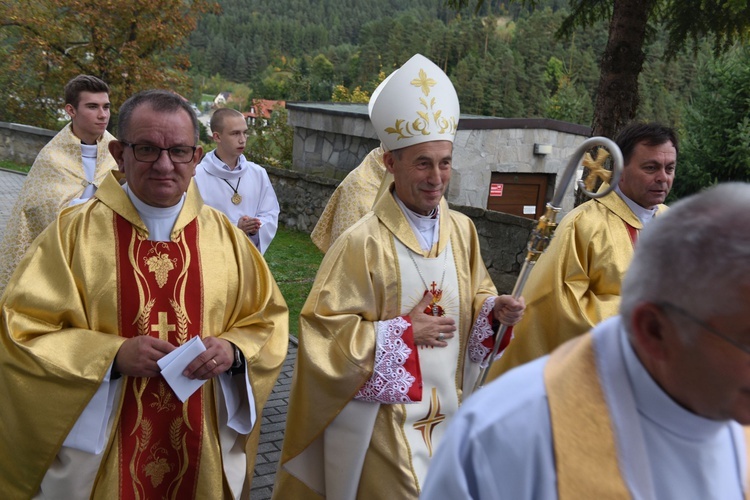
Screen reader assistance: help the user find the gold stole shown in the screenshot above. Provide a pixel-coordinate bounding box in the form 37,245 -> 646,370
546,333 -> 750,499
115,215 -> 204,499
544,334 -> 631,499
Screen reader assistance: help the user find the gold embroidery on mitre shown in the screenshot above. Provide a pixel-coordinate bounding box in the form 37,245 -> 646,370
384,67 -> 458,142
411,69 -> 437,96
145,250 -> 176,288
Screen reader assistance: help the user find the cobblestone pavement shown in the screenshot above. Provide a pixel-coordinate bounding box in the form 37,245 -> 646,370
251,341 -> 296,499
0,168 -> 294,500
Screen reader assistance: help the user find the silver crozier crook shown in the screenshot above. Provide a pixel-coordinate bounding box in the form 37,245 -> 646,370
471,136 -> 624,394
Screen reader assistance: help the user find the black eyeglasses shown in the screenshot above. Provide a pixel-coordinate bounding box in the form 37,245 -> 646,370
122,142 -> 196,163
658,301 -> 750,355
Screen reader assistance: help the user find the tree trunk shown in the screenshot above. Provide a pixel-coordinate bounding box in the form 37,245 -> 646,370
575,0 -> 654,205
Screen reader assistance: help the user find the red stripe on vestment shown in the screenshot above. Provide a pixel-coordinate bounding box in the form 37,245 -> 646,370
115,215 -> 204,499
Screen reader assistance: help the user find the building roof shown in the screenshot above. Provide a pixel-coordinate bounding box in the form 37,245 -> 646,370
244,99 -> 286,120
284,102 -> 592,135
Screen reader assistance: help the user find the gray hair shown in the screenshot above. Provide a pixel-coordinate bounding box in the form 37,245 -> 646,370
621,182 -> 750,329
117,90 -> 199,144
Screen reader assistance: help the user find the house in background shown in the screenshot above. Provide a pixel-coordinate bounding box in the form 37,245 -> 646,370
213,91 -> 231,107
244,99 -> 285,127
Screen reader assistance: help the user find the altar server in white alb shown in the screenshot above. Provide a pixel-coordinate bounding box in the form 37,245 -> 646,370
195,108 -> 280,254
422,182 -> 750,500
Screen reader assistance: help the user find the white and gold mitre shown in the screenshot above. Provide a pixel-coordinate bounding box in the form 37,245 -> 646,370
368,53 -> 460,152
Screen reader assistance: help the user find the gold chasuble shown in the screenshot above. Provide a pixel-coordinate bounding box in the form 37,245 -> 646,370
275,190 -> 497,499
310,147 -> 393,253
0,123 -> 116,294
487,186 -> 667,381
0,172 -> 288,498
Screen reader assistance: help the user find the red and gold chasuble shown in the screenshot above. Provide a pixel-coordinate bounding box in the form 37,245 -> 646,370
114,214 -> 204,499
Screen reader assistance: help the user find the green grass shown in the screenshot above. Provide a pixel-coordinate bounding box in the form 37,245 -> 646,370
0,159 -> 31,173
265,225 -> 324,337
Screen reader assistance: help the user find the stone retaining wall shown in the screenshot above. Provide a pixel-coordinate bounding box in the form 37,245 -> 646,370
265,165 -> 534,294
0,122 -> 56,165
265,165 -> 336,234
287,104 -> 380,180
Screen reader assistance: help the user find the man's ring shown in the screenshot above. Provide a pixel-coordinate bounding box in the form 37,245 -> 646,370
212,359 -> 218,367
438,333 -> 445,341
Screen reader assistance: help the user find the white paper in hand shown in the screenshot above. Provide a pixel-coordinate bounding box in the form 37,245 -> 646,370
158,336 -> 208,402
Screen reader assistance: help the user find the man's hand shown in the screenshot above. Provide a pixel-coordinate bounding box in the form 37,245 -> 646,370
493,295 -> 526,326
238,216 -> 262,236
183,337 -> 235,380
114,336 -> 176,378
409,293 -> 457,348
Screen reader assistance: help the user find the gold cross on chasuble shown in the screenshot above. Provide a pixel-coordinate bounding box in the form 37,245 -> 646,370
413,387 -> 446,456
151,311 -> 175,341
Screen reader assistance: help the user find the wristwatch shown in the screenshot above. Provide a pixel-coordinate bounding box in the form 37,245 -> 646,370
229,343 -> 245,375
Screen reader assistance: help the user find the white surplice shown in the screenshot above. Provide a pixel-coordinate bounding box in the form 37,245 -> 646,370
194,150 -> 280,254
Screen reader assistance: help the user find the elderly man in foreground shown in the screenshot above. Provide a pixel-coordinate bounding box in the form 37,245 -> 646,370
0,90 -> 288,499
422,182 -> 750,499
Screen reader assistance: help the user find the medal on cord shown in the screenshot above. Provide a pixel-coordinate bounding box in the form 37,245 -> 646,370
222,177 -> 242,205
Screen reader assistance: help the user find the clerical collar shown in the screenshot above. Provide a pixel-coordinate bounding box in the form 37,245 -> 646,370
214,151 -> 244,172
202,150 -> 247,180
79,144 -> 98,199
123,183 -> 185,242
393,193 -> 439,251
620,323 -> 728,440
80,143 -> 97,159
615,185 -> 658,226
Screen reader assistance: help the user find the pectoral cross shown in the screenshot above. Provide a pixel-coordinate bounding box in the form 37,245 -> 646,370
151,311 -> 175,341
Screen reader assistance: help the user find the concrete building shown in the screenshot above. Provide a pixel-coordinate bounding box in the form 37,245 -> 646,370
286,102 -> 592,219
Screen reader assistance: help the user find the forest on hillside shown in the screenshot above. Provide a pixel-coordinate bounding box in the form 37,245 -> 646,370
186,0 -> 710,129
2,0 -> 748,194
